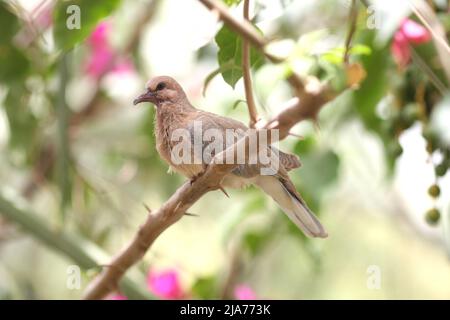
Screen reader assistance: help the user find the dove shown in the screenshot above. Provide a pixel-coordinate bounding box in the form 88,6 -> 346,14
133,76 -> 327,238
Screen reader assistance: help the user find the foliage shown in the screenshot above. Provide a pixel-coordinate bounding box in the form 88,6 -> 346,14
53,0 -> 122,51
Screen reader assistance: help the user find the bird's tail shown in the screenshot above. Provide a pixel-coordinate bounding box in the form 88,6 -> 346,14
255,175 -> 328,238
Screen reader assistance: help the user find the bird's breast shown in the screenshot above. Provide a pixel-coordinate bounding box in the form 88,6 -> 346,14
155,110 -> 203,178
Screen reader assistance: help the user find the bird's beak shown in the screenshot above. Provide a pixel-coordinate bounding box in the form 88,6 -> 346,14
133,91 -> 155,105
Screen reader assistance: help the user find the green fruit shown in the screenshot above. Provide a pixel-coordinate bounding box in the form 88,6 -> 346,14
435,163 -> 447,177
425,208 -> 440,225
428,184 -> 440,198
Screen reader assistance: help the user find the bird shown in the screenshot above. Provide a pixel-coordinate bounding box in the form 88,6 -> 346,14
133,76 -> 327,238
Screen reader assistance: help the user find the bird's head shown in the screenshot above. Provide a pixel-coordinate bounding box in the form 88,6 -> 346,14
133,76 -> 187,107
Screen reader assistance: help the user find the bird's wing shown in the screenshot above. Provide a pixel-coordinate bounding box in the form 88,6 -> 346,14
192,111 -> 325,237
190,111 -> 300,175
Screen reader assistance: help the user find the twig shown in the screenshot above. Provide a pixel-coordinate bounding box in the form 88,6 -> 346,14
56,53 -> 71,217
82,0 -> 333,300
198,0 -> 306,96
242,0 -> 259,128
220,246 -> 242,299
343,0 -> 358,64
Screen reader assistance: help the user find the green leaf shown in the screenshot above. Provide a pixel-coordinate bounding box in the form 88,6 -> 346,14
222,0 -> 242,5
321,45 -> 372,65
215,25 -> 265,88
4,87 -> 38,155
191,275 -> 219,299
53,0 -> 122,51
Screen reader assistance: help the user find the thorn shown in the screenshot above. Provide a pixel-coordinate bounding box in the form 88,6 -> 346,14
143,203 -> 151,213
218,185 -> 230,198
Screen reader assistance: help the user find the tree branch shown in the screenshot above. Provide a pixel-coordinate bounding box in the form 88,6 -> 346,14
242,0 -> 259,128
82,0 -> 334,300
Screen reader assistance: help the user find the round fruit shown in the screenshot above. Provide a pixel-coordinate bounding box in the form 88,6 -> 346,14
428,184 -> 440,198
425,208 -> 440,225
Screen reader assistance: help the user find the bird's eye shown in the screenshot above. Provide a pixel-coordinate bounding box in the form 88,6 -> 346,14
156,82 -> 166,91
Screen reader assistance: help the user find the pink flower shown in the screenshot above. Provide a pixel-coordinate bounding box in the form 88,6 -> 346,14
107,294 -> 127,300
87,21 -> 110,49
84,21 -> 134,79
391,19 -> 431,67
112,59 -> 134,75
234,284 -> 257,300
85,46 -> 115,78
147,269 -> 184,299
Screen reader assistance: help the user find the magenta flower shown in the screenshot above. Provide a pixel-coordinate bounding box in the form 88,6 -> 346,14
85,46 -> 115,78
147,269 -> 184,299
391,19 -> 431,67
84,21 -> 134,79
234,284 -> 257,300
87,21 -> 110,49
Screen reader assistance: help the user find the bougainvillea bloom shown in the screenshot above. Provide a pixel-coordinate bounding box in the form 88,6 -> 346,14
234,284 -> 257,300
391,19 -> 431,67
147,269 -> 184,299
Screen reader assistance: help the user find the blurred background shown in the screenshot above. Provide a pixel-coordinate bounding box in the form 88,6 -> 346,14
0,0 -> 450,299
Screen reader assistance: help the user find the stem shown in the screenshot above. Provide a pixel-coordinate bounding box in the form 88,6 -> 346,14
56,53 -> 71,219
242,0 -> 259,128
343,0 -> 358,64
